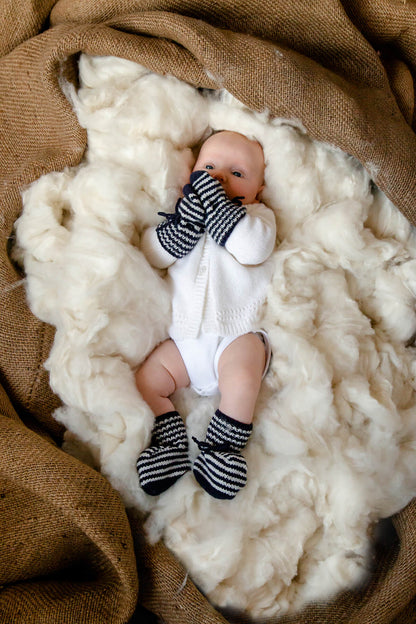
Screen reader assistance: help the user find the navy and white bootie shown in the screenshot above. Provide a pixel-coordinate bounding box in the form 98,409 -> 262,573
137,411 -> 191,496
192,409 -> 252,500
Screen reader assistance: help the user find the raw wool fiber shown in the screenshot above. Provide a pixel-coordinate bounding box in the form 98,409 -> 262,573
15,55 -> 416,618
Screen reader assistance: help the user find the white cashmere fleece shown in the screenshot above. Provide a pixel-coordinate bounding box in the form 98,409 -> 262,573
141,201 -> 276,339
14,54 -> 416,619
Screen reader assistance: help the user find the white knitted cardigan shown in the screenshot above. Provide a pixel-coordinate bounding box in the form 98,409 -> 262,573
141,202 -> 277,339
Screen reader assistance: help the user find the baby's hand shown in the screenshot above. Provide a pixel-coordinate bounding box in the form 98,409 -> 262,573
189,170 -> 225,198
189,170 -> 246,247
155,179 -> 205,259
175,183 -> 205,227
190,170 -> 244,206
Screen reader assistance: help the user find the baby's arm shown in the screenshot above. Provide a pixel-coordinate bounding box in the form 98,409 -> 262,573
141,226 -> 177,269
225,203 -> 276,265
189,170 -> 276,265
190,170 -> 246,246
141,181 -> 206,267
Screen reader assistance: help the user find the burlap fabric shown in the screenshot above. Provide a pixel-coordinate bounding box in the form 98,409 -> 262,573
1,1 -> 416,622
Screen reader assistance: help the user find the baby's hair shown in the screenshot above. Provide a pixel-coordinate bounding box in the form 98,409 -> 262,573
191,129 -> 264,159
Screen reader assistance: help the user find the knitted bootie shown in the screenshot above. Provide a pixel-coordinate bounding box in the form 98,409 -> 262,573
137,411 -> 191,496
192,409 -> 252,500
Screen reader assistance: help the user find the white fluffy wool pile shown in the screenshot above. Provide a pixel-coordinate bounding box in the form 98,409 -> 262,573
15,55 -> 416,618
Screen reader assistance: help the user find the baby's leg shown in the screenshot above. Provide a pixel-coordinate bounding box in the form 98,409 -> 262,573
136,339 -> 191,496
217,332 -> 266,424
135,339 -> 190,416
193,333 -> 266,500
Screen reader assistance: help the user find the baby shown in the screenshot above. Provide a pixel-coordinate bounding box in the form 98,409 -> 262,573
136,130 -> 276,499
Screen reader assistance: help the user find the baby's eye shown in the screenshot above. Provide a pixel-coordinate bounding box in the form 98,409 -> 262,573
232,171 -> 243,178
205,164 -> 214,170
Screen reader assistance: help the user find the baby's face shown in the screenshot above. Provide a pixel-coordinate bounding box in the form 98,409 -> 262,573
193,131 -> 265,204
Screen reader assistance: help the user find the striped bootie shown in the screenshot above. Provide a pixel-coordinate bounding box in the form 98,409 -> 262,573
192,409 -> 252,500
137,411 -> 191,496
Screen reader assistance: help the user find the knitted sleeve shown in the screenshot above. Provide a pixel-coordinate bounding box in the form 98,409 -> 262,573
225,203 -> 277,265
141,226 -> 177,269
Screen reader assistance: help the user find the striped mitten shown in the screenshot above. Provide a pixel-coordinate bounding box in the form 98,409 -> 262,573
192,410 -> 252,500
190,170 -> 246,246
137,411 -> 191,496
156,187 -> 205,258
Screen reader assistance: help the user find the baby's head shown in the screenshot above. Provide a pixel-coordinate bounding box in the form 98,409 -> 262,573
193,130 -> 265,204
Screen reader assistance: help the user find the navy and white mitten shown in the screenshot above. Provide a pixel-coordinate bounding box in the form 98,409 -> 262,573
192,409 -> 252,500
190,170 -> 246,246
156,186 -> 205,258
137,411 -> 191,496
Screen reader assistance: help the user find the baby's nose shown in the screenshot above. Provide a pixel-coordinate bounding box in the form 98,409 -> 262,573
212,171 -> 225,183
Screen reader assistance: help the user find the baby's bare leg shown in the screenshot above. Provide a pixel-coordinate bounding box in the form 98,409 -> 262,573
192,333 -> 265,499
136,339 -> 191,496
135,339 -> 190,416
217,333 -> 266,424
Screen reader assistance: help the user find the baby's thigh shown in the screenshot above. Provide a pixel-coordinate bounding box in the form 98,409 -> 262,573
218,333 -> 266,381
136,339 -> 191,394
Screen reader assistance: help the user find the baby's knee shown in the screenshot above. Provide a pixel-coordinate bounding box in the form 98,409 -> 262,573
219,361 -> 262,401
135,342 -> 180,399
236,365 -> 263,395
135,362 -> 155,398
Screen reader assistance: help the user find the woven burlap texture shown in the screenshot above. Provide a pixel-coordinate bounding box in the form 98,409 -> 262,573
1,1 -> 416,623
